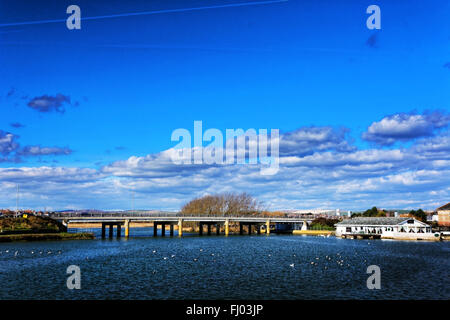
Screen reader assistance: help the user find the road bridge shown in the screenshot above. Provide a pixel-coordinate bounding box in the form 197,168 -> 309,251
52,213 -> 313,238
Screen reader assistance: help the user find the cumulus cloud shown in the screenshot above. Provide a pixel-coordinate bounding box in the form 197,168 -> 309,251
27,94 -> 73,113
0,130 -> 19,155
279,126 -> 355,156
18,145 -> 72,156
362,111 -> 450,145
3,113 -> 450,211
0,129 -> 72,161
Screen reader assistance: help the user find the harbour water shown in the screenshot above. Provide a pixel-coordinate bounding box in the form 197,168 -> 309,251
0,228 -> 449,300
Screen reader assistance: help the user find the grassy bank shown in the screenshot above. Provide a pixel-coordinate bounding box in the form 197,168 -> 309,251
0,216 -> 94,242
0,215 -> 66,233
0,232 -> 94,242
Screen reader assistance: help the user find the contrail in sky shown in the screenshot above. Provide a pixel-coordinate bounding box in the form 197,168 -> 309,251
0,0 -> 288,28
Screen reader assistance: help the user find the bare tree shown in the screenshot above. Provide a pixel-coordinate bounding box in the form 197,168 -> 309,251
181,192 -> 263,216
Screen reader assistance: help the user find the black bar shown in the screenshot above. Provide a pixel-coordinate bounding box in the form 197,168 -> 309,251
101,223 -> 106,238
161,223 -> 165,237
170,224 -> 174,236
199,223 -> 203,236
117,224 -> 121,238
153,223 -> 158,237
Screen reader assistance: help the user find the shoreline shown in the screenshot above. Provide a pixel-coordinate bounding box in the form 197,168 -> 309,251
0,232 -> 95,242
292,230 -> 334,236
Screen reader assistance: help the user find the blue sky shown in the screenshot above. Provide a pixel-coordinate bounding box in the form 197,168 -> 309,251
1,0 -> 450,211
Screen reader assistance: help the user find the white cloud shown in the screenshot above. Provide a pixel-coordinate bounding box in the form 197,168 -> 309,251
362,111 -> 450,145
2,120 -> 450,211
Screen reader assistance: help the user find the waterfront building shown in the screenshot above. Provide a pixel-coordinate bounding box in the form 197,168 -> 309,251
335,217 -> 440,241
436,203 -> 450,227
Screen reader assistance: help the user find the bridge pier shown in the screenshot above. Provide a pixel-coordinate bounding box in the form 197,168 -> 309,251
101,222 -> 124,239
178,219 -> 183,237
239,223 -> 243,235
216,223 -> 220,235
225,219 -> 229,236
109,224 -> 114,238
153,223 -> 158,237
199,222 -> 203,236
124,219 -> 130,237
207,224 -> 211,236
266,219 -> 271,235
161,223 -> 166,237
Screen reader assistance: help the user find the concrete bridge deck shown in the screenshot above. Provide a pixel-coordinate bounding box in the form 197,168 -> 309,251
52,213 -> 312,238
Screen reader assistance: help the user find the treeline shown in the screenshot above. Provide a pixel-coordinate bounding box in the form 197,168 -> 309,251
351,206 -> 427,222
181,192 -> 265,216
310,217 -> 340,230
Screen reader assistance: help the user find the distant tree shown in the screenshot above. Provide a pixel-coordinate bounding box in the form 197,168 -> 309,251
409,209 -> 427,222
362,206 -> 379,217
311,217 -> 340,230
181,192 -> 263,216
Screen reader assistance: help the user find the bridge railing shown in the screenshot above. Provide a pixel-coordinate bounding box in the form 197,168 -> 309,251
50,212 -> 322,220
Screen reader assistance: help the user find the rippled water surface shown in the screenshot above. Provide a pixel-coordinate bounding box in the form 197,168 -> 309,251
0,228 -> 449,299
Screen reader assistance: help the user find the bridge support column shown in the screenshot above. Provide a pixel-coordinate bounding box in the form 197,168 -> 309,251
170,224 -> 174,237
239,223 -> 243,235
266,219 -> 270,235
109,224 -> 114,238
101,223 -> 106,238
124,219 -> 130,237
178,219 -> 183,237
199,223 -> 203,236
207,223 -> 211,236
225,219 -> 229,236
257,224 -> 261,234
161,223 -> 166,237
153,223 -> 158,237
216,224 -> 220,235
248,224 -> 252,235
301,221 -> 308,231
117,224 -> 121,238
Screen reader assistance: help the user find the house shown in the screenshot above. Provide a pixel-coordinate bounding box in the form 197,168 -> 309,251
335,217 -> 440,241
436,203 -> 450,227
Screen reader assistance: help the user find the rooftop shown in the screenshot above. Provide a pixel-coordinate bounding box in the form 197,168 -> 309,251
436,203 -> 450,211
336,217 -> 412,226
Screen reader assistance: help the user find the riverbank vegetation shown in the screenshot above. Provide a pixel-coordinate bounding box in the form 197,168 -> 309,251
0,216 -> 93,241
0,215 -> 67,234
309,217 -> 340,230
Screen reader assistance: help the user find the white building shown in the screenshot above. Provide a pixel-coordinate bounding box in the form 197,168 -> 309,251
335,217 -> 440,241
